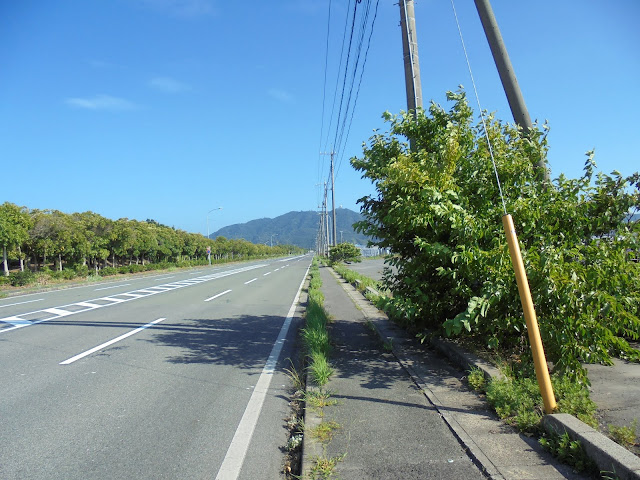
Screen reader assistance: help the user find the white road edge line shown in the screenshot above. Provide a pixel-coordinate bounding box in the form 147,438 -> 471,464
204,289 -> 232,302
244,278 -> 257,285
59,318 -> 166,365
0,298 -> 44,309
94,283 -> 131,291
215,263 -> 310,480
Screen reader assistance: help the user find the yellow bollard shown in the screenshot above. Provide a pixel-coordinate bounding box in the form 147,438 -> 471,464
502,214 -> 557,414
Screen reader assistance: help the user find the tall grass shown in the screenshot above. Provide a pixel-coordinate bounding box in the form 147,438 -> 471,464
303,258 -> 333,387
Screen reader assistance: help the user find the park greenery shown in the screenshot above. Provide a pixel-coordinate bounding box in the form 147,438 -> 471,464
351,89 -> 640,381
0,203 -> 302,286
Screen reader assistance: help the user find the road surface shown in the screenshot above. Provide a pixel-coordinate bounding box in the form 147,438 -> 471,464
0,256 -> 311,479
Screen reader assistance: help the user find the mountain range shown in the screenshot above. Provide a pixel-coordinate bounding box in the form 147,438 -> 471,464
210,208 -> 371,249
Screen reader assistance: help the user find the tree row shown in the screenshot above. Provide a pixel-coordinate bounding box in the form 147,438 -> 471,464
0,203 -> 302,277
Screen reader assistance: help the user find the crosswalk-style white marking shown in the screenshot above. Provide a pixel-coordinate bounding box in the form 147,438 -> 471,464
0,264 -> 266,334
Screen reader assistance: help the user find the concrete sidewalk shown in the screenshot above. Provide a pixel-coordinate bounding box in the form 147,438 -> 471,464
301,265 -> 587,479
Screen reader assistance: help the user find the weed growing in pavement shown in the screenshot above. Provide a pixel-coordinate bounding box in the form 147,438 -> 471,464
466,367 -> 487,392
303,259 -> 333,387
308,452 -> 346,479
539,432 -> 597,474
311,421 -> 341,443
304,389 -> 337,410
309,352 -> 334,387
284,359 -> 305,393
608,419 -> 638,448
382,338 -> 394,352
485,371 -> 597,434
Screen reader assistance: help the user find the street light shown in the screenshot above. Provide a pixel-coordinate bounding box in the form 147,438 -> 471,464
207,207 -> 223,265
207,207 -> 223,238
270,233 -> 278,247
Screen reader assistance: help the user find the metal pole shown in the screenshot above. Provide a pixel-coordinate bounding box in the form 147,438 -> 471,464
399,0 -> 423,113
474,0 -> 548,181
502,214 -> 556,413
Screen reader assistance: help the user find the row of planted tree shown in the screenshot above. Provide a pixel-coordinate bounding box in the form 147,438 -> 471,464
0,204 -> 302,282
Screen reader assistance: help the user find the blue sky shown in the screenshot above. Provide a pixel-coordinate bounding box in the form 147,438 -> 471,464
2,0 -> 638,235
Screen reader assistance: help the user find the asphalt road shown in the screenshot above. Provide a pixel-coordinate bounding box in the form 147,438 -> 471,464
0,256 -> 311,479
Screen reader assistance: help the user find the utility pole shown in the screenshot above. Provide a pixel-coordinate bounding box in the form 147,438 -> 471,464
324,186 -> 330,256
399,0 -> 422,114
321,151 -> 338,247
330,152 -> 337,247
474,0 -> 549,181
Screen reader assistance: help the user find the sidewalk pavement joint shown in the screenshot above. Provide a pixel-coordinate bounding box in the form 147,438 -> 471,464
331,266 -> 640,480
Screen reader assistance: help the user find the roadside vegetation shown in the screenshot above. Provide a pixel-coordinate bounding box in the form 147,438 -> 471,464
0,203 -> 303,291
333,90 -> 639,469
350,89 -> 640,383
283,257 -> 340,479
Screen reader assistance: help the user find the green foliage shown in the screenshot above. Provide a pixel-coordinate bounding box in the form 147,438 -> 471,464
484,372 -> 597,434
351,89 -> 640,380
9,270 -> 36,286
331,263 -> 381,293
98,266 -> 118,277
539,432 -> 596,474
329,242 -> 361,264
608,419 -> 638,448
303,259 -> 334,388
74,264 -> 90,277
0,203 -> 303,281
467,367 -> 487,392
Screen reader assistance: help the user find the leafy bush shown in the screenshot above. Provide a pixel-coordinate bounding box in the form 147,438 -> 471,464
9,270 -> 36,286
74,264 -> 89,277
329,242 -> 361,264
351,89 -> 640,379
485,372 -> 597,434
99,266 -> 118,277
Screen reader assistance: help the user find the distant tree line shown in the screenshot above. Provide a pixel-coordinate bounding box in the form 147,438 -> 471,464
0,202 -> 303,280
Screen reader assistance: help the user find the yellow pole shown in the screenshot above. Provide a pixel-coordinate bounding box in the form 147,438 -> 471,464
502,214 -> 557,413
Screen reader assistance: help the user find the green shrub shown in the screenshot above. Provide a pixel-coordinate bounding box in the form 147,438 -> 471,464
60,269 -> 76,280
539,432 -> 596,473
99,266 -> 118,277
74,264 -> 89,277
9,270 -> 36,286
351,89 -> 640,380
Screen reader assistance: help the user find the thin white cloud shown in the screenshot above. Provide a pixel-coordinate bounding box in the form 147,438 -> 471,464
149,76 -> 191,93
268,88 -> 294,103
66,94 -> 138,111
139,0 -> 216,17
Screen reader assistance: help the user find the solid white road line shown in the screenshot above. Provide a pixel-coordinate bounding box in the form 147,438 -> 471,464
244,278 -> 257,285
204,289 -> 232,302
59,318 -> 166,365
94,283 -> 131,291
215,264 -> 310,480
0,298 -> 44,309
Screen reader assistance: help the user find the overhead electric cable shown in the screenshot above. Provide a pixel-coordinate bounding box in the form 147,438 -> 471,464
450,0 -> 507,215
335,0 -> 380,177
317,0 -> 333,208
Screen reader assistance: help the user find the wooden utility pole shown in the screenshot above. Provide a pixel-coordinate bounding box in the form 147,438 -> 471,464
399,0 -> 422,113
474,0 -> 549,181
321,151 -> 338,247
330,152 -> 337,247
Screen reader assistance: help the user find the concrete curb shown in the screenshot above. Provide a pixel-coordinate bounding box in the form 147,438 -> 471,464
300,384 -> 325,479
340,269 -> 640,480
543,414 -> 640,480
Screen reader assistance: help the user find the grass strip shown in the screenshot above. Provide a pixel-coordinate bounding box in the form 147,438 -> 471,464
303,258 -> 333,387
